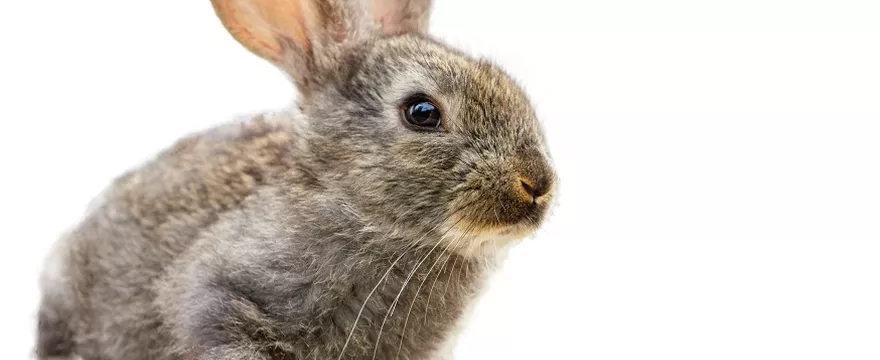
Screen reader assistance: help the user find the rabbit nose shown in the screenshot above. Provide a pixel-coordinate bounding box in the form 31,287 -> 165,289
515,175 -> 549,204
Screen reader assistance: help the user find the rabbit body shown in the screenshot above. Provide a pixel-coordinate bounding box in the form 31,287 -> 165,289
38,113 -> 486,360
35,0 -> 556,359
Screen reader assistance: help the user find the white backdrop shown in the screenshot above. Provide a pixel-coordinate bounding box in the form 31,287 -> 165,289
1,0 -> 879,359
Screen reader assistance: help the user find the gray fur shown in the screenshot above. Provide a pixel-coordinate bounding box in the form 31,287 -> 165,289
35,1 -> 556,359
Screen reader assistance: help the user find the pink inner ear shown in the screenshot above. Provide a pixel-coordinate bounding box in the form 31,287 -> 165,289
371,0 -> 429,35
212,0 -> 313,63
373,1 -> 402,34
254,0 -> 313,53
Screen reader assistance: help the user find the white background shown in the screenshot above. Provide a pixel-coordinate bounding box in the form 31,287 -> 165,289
1,0 -> 879,359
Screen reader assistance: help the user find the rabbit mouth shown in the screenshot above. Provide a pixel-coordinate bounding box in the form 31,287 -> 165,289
486,223 -> 536,239
440,215 -> 539,258
441,183 -> 552,256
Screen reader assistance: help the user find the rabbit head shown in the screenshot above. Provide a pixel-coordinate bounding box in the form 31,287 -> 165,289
212,0 -> 556,256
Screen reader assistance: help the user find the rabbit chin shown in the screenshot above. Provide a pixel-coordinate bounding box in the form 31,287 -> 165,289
442,221 -> 536,258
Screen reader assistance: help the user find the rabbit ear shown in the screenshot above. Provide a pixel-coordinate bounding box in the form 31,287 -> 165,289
371,0 -> 433,35
211,0 -> 370,89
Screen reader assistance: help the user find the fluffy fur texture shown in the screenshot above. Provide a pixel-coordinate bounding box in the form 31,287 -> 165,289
35,0 -> 556,359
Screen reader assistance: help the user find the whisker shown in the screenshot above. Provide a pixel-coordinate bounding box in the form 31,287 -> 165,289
441,256 -> 461,306
454,249 -> 468,291
423,226 -> 468,324
336,235 -> 421,360
394,222 -> 476,359
369,201 -> 478,360
337,201 -> 474,360
370,223 -> 458,360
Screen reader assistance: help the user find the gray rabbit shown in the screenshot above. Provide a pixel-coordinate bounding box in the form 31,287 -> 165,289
35,0 -> 557,359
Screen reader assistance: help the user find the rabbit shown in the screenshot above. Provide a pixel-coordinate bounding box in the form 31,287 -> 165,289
34,0 -> 556,359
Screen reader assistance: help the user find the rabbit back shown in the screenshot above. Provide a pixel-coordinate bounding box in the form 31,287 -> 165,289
35,112 -> 296,359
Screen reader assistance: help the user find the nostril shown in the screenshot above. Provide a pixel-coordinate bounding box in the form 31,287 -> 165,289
520,179 -> 537,198
516,176 -> 548,204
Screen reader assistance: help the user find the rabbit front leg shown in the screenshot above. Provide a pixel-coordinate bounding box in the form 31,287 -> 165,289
163,280 -> 289,360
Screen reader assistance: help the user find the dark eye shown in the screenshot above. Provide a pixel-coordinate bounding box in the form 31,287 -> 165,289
403,98 -> 442,129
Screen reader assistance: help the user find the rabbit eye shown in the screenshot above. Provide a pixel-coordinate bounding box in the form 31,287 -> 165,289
403,97 -> 442,130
